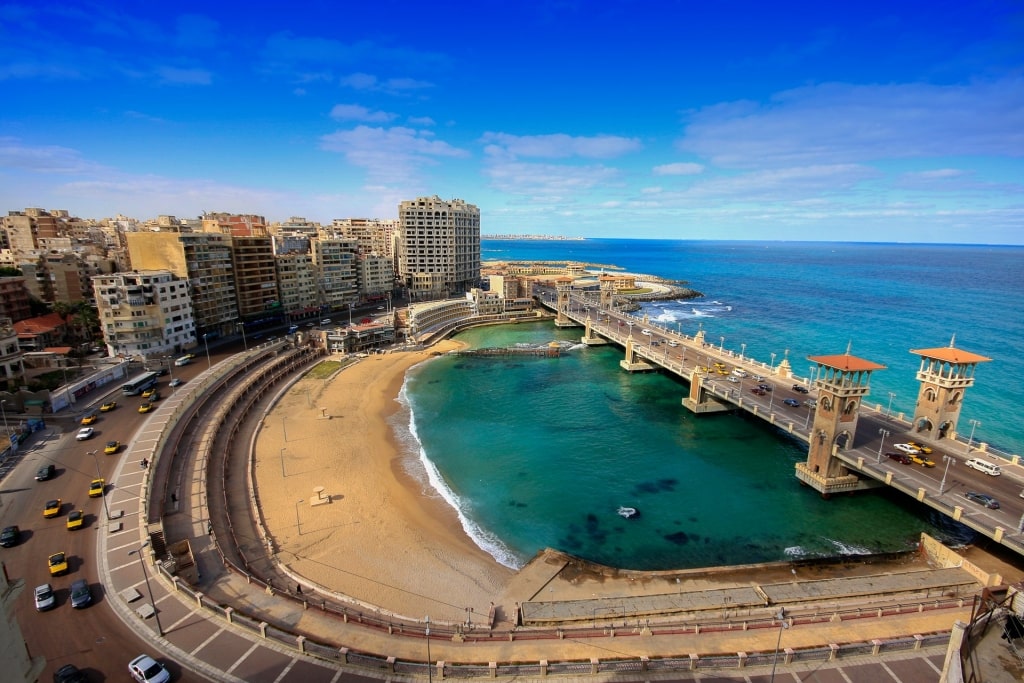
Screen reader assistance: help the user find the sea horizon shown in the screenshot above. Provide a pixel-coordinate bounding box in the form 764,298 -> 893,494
397,239 -> 1023,571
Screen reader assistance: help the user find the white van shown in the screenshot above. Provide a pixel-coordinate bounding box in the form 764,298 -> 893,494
174,356 -> 191,367
965,458 -> 1001,476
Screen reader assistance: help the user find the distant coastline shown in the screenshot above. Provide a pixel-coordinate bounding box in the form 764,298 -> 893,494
483,234 -> 585,241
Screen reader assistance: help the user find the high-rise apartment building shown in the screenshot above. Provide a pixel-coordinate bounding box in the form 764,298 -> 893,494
329,218 -> 399,258
312,238 -> 359,313
275,253 -> 320,322
93,270 -> 195,359
126,232 -> 239,338
231,236 -> 281,326
201,212 -> 268,237
398,196 -> 480,301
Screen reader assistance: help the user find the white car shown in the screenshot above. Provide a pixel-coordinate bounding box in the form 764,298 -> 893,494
168,378 -> 182,388
641,328 -> 652,336
668,341 -> 679,347
34,583 -> 55,611
893,443 -> 921,455
75,427 -> 95,441
731,369 -> 748,378
727,376 -> 740,383
129,654 -> 171,683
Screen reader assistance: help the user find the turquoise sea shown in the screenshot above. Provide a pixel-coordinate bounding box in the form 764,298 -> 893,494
395,240 -> 1024,571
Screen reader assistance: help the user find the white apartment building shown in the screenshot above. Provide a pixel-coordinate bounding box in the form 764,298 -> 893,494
398,196 -> 480,301
93,270 -> 195,360
358,254 -> 395,302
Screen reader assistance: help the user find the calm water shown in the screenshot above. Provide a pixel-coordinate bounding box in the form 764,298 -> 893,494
396,240 -> 1024,571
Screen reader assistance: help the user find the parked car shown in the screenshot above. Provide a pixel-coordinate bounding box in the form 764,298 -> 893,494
99,400 -> 117,412
964,492 -> 1000,509
69,578 -> 92,608
34,583 -> 56,611
886,452 -> 913,465
129,654 -> 171,683
36,464 -> 56,481
0,525 -> 20,547
783,398 -> 801,407
893,443 -> 921,455
53,664 -> 88,683
75,427 -> 94,441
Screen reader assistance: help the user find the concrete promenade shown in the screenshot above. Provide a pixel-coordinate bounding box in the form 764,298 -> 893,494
85,348 -> 1005,682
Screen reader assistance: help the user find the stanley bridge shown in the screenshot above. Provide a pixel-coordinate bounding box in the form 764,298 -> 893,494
535,277 -> 1024,558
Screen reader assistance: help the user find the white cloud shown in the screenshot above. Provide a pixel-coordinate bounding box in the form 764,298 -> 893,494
653,162 -> 704,176
678,79 -> 1024,168
481,132 -> 642,160
329,104 -> 397,123
0,137 -> 104,174
156,66 -> 212,85
407,116 -> 436,127
320,125 -> 468,186
483,161 -> 622,198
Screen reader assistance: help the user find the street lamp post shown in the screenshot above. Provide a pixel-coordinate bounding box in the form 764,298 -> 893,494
939,455 -> 956,495
769,609 -> 789,683
86,450 -> 110,520
425,615 -> 433,683
886,392 -> 896,418
280,448 -> 287,478
967,419 -> 981,451
770,352 -> 776,374
128,541 -> 163,636
295,499 -> 304,535
740,343 -> 746,361
0,399 -> 8,438
238,322 -> 248,351
202,333 -> 211,369
877,429 -> 890,462
719,336 -> 725,352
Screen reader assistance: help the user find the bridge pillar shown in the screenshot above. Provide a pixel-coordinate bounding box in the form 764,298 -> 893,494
619,336 -> 654,372
581,313 -> 609,346
599,275 -> 616,310
795,348 -> 886,496
909,338 -> 991,444
682,370 -> 731,414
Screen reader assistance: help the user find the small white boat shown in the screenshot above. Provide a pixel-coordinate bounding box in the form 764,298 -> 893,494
617,506 -> 638,519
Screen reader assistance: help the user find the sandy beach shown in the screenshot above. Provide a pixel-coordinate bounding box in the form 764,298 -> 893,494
254,341 -> 517,625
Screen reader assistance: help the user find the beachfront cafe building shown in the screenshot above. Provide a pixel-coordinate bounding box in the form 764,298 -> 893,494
324,320 -> 395,355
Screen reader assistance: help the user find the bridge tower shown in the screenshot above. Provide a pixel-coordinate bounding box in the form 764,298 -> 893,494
599,275 -> 616,310
909,338 -> 991,443
554,277 -> 578,328
795,349 -> 886,497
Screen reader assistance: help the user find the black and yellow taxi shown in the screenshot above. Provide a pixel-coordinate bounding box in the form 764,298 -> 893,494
99,400 -> 118,412
43,498 -> 62,518
89,479 -> 104,498
80,413 -> 98,425
907,441 -> 933,454
48,552 -> 68,576
66,510 -> 84,530
104,440 -> 120,454
141,387 -> 157,398
138,402 -> 154,413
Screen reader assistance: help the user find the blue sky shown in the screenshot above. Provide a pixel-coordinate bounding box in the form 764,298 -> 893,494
1,1 -> 1022,244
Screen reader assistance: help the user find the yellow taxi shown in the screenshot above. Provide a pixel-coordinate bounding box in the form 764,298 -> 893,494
47,552 -> 68,576
138,402 -> 154,413
43,499 -> 62,518
66,510 -> 84,530
907,441 -> 933,454
104,440 -> 120,454
99,400 -> 117,412
911,454 -> 936,468
80,413 -> 98,425
141,387 -> 157,398
89,479 -> 104,498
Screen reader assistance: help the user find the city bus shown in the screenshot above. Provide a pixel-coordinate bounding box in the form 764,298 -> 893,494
122,371 -> 159,396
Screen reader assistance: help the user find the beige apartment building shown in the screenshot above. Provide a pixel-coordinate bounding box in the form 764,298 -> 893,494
274,252 -> 320,323
398,196 -> 480,301
312,238 -> 359,314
